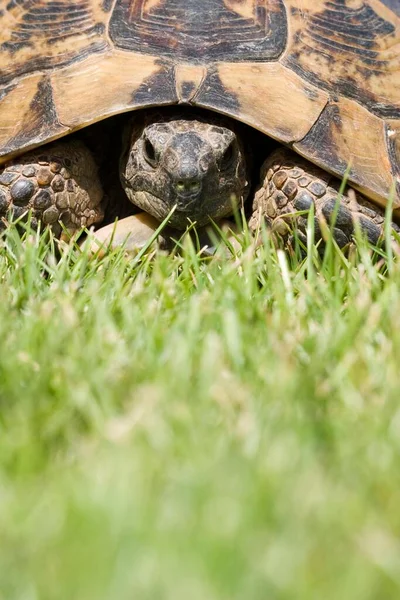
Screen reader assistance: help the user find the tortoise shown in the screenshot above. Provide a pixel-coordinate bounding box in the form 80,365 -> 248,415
0,0 -> 400,252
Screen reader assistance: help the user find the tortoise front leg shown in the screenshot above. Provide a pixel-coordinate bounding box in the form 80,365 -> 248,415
0,140 -> 104,237
249,148 -> 399,251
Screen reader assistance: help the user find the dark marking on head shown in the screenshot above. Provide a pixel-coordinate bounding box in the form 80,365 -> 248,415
102,0 -> 114,11
109,0 -> 287,63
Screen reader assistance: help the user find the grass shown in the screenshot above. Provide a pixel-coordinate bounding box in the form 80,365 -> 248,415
1,219 -> 400,599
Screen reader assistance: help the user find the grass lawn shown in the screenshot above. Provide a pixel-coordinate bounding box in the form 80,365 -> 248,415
0,221 -> 400,599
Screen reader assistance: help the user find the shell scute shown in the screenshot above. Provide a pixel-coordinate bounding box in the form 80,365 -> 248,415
109,0 -> 288,62
0,0 -> 399,208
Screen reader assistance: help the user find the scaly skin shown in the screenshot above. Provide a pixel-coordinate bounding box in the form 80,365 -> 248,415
0,140 -> 104,236
249,148 -> 400,249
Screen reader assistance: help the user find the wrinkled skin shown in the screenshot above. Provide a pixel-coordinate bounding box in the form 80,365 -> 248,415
120,112 -> 249,229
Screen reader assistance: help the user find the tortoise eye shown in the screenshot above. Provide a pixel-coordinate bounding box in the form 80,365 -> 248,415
143,138 -> 158,166
219,141 -> 235,171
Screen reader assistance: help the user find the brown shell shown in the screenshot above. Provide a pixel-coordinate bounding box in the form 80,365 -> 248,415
0,1 -> 399,211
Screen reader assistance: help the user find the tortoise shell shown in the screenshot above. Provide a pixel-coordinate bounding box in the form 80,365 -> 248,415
0,1 -> 399,212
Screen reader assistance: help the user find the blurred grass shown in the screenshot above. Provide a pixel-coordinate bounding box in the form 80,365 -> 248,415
0,220 -> 400,599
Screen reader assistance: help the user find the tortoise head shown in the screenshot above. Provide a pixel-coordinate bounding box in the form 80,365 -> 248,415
120,113 -> 249,229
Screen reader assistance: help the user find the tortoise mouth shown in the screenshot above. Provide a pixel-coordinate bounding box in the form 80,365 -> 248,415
130,189 -> 234,230
175,194 -> 202,212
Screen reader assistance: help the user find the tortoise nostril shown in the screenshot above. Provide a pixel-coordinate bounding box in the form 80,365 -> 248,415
175,180 -> 201,195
